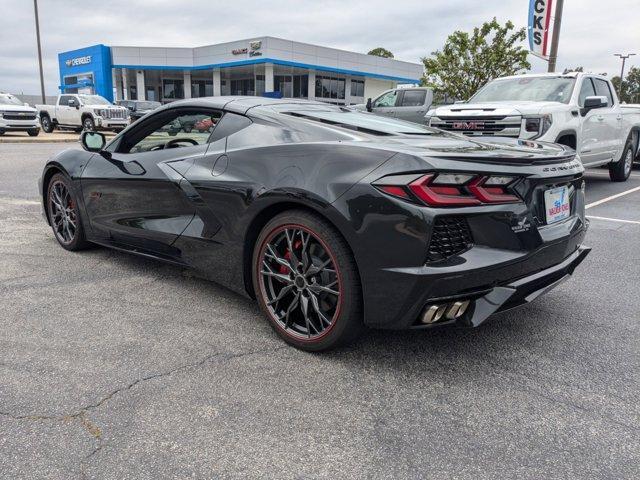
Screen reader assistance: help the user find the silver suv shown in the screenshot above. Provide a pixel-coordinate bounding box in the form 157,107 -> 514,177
353,87 -> 433,124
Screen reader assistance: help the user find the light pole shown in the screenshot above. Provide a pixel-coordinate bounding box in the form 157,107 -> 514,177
614,53 -> 636,101
33,0 -> 46,104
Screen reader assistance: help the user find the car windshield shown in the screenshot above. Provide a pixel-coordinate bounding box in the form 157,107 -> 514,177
78,94 -> 111,105
283,107 -> 435,136
469,77 -> 576,104
0,95 -> 24,106
138,101 -> 160,110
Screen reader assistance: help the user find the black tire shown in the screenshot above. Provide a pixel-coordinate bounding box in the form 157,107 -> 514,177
252,210 -> 363,351
82,116 -> 95,131
0,131 -> 4,136
41,115 -> 54,133
183,124 -> 193,133
74,127 -> 83,133
609,137 -> 635,182
28,129 -> 40,137
46,173 -> 90,251
112,128 -> 124,133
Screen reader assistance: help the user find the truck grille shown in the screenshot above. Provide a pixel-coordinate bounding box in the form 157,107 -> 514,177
427,217 -> 474,262
430,115 -> 521,137
104,109 -> 126,120
3,112 -> 37,121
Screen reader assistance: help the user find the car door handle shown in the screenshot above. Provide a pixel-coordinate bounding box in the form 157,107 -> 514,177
597,115 -> 605,121
616,115 -> 622,121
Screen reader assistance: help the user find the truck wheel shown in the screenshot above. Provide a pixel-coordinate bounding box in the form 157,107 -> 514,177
609,138 -> 634,182
82,116 -> 95,131
28,129 -> 40,137
41,115 -> 55,133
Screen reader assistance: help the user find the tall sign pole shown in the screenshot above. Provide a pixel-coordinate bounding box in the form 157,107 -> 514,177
547,0 -> 564,72
33,0 -> 46,104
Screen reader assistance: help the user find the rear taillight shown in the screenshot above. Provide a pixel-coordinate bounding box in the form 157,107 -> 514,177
374,172 -> 521,207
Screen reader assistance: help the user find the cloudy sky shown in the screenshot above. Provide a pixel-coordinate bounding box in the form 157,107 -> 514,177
2,0 -> 638,95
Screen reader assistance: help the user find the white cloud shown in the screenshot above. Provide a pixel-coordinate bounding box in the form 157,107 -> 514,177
2,0 -> 638,95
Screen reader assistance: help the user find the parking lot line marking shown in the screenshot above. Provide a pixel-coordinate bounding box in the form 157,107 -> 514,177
585,186 -> 640,210
587,215 -> 640,225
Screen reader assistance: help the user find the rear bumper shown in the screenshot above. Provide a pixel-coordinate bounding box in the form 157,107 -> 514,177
446,245 -> 590,329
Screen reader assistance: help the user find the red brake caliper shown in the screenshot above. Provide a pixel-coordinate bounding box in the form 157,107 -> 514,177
279,240 -> 302,274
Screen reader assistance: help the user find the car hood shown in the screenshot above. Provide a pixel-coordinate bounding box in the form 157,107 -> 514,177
432,101 -> 563,117
0,104 -> 37,112
369,132 -> 573,165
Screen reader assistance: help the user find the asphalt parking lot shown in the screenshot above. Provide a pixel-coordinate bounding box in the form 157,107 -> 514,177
1,143 -> 639,479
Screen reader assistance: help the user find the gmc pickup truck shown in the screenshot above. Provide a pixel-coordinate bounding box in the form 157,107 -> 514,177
37,94 -> 129,133
426,72 -> 640,181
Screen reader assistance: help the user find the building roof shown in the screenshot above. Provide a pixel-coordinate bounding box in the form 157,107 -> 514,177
108,36 -> 423,83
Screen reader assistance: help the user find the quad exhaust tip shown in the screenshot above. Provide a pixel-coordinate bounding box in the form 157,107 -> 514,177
421,300 -> 470,324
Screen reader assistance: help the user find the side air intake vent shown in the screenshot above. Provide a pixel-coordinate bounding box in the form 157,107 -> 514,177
427,217 -> 474,262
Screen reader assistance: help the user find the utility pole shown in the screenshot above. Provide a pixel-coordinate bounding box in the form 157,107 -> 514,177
614,53 -> 636,101
33,0 -> 46,104
547,0 -> 565,72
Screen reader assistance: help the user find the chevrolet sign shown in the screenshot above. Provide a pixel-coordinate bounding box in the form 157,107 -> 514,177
65,55 -> 92,67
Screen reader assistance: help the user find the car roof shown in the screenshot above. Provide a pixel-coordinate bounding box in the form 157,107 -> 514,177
162,96 -> 329,115
495,72 -> 609,81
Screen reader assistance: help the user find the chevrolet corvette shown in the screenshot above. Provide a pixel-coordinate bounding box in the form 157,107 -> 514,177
39,97 -> 590,351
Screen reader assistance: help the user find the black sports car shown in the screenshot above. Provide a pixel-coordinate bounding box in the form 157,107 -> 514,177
39,97 -> 590,351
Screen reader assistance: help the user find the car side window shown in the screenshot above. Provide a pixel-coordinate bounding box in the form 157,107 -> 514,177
578,78 -> 596,107
373,90 -> 398,108
400,90 -> 426,107
118,109 -> 223,154
593,78 -> 614,106
59,95 -> 73,106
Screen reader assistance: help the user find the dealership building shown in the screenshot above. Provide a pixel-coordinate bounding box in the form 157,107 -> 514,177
57,37 -> 423,106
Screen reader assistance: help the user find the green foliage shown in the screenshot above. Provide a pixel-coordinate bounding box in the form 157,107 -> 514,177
367,47 -> 394,58
421,18 -> 531,100
562,67 -> 584,74
611,67 -> 640,103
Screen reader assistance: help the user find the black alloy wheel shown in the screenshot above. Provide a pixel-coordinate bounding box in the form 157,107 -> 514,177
253,211 -> 363,351
47,173 -> 89,251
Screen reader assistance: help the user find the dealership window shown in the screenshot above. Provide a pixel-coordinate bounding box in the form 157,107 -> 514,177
256,75 -> 265,96
275,75 -> 308,98
400,89 -> 426,106
129,85 -> 138,101
230,78 -> 255,96
192,80 -> 213,98
315,75 -> 346,100
351,79 -> 365,97
163,79 -> 184,100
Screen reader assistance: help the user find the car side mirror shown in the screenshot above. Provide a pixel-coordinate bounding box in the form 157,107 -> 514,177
582,96 -> 608,115
81,131 -> 106,153
366,98 -> 372,112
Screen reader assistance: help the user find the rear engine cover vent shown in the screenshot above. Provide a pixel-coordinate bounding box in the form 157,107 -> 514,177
427,217 -> 474,262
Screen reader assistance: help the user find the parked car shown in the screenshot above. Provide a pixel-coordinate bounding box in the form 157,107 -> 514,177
116,100 -> 161,122
426,72 -> 640,181
37,94 -> 129,133
39,97 -> 590,351
0,93 -> 40,136
353,87 -> 433,123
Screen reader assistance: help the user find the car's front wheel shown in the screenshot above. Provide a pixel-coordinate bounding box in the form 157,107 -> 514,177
82,116 -> 95,131
40,115 -> 54,133
46,173 -> 89,251
253,210 -> 363,351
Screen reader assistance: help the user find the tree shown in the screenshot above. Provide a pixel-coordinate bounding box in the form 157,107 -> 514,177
562,66 -> 583,74
611,66 -> 640,103
421,18 -> 531,100
368,47 -> 394,58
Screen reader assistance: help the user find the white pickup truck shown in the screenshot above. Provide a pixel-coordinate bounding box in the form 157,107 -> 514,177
37,94 -> 129,133
426,72 -> 640,181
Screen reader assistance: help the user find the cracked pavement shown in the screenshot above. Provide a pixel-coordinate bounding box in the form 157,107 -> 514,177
0,143 -> 639,479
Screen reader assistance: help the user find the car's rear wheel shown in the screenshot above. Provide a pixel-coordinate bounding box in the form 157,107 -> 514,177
28,129 -> 40,137
253,210 -> 363,351
40,115 -> 54,133
46,173 -> 89,251
609,137 -> 634,182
